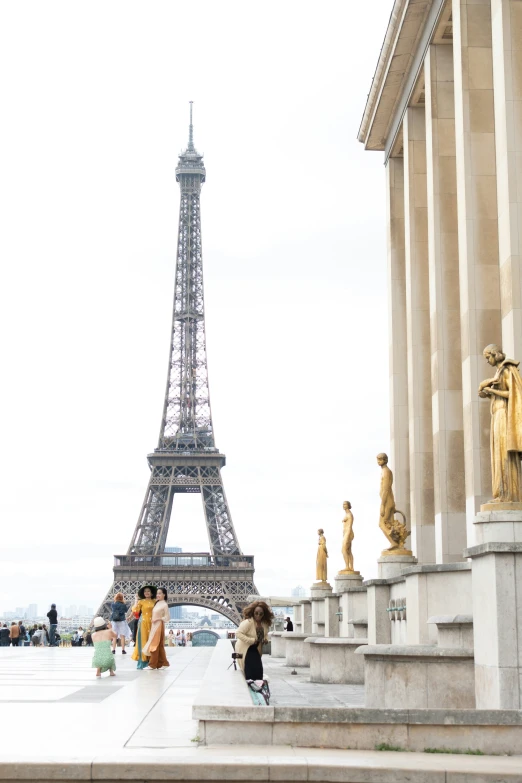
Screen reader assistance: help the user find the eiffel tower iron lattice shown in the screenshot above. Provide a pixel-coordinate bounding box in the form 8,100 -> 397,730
97,104 -> 258,625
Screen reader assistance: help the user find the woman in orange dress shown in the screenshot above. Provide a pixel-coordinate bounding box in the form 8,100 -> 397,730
131,585 -> 157,669
143,587 -> 170,669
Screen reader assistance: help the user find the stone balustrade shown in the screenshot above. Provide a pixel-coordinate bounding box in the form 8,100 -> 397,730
268,631 -> 286,658
358,644 -> 475,709
306,636 -> 366,684
281,632 -> 320,667
427,615 -> 473,649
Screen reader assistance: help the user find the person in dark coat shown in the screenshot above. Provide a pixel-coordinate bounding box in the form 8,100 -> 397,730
284,617 -> 294,632
47,604 -> 58,646
0,624 -> 9,647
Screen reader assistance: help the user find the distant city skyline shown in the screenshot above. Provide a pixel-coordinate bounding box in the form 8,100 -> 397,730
1,603 -> 94,620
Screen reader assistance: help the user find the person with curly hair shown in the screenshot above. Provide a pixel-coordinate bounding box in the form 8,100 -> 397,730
235,600 -> 274,680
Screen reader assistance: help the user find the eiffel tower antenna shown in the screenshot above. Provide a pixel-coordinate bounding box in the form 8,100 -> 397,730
97,109 -> 258,625
188,101 -> 194,151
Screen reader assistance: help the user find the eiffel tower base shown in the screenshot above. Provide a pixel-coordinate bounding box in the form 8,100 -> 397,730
97,554 -> 257,626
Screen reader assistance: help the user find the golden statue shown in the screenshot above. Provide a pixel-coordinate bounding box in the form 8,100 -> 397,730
315,528 -> 328,582
377,453 -> 412,555
338,501 -> 360,574
479,345 -> 522,506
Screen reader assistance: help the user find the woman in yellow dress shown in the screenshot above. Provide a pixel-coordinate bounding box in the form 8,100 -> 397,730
131,585 -> 157,669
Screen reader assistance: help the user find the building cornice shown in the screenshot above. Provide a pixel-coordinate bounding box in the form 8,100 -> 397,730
358,0 -> 433,151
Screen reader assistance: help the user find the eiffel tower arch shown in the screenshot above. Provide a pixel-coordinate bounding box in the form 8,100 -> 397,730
97,105 -> 258,625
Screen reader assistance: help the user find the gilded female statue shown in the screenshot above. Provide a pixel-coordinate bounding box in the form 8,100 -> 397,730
478,345 -> 522,503
340,501 -> 355,573
316,528 -> 328,582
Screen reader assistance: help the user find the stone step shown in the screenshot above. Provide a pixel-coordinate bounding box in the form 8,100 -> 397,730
1,748 -> 521,782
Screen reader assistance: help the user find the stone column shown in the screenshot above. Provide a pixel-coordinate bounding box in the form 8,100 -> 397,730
425,44 -> 467,563
452,0 -> 502,539
301,600 -> 312,635
365,580 -> 391,645
466,512 -> 522,708
324,594 -> 341,637
386,158 -> 410,526
293,603 -> 304,633
334,573 -> 366,638
403,107 -> 436,563
491,0 -> 522,359
311,598 -> 326,635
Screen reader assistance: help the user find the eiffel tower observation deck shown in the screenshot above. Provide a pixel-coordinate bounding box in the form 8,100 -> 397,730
98,104 -> 258,625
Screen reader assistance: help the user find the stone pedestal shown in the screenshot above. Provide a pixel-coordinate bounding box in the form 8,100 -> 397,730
334,573 -> 366,638
359,645 -> 475,709
378,554 -> 417,579
427,615 -> 473,650
300,599 -> 312,635
309,583 -> 332,634
465,510 -> 522,709
282,632 -> 320,668
335,573 -> 364,592
268,632 -> 286,658
310,581 -> 333,598
306,637 -> 366,684
324,593 -> 341,638
365,580 -> 391,644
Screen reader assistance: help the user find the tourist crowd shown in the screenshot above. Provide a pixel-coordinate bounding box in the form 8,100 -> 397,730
0,620 -> 55,646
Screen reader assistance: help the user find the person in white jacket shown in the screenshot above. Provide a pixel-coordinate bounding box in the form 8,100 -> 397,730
234,601 -> 273,680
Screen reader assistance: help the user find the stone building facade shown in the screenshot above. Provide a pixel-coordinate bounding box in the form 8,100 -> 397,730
359,0 -> 522,563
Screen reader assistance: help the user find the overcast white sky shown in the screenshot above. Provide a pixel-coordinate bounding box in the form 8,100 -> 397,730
0,0 -> 394,616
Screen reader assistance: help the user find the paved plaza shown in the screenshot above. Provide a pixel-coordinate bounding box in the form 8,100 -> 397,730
0,647 -> 521,781
0,644 -> 364,750
0,645 -> 211,753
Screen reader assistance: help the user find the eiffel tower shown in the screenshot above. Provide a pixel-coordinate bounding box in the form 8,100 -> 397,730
97,104 -> 258,625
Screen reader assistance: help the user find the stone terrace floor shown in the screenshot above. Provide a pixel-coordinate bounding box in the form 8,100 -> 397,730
0,646 -> 521,782
264,656 -> 365,707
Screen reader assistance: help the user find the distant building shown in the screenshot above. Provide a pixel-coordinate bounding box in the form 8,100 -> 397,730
170,606 -> 183,620
291,586 -> 307,598
15,607 -> 25,618
25,604 -> 38,619
57,616 -> 97,633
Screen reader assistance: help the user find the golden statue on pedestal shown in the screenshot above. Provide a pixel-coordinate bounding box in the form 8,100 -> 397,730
377,453 -> 412,556
315,528 -> 328,582
479,345 -> 522,507
338,501 -> 360,575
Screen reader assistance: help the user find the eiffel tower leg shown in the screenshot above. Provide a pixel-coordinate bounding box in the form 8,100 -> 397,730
202,471 -> 242,556
96,580 -> 141,619
127,470 -> 174,556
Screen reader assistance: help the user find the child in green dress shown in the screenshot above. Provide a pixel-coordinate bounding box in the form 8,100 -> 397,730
91,616 -> 117,677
